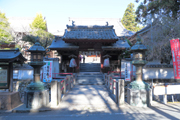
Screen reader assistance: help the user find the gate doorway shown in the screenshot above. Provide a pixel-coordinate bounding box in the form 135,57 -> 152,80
79,51 -> 101,64
79,51 -> 101,72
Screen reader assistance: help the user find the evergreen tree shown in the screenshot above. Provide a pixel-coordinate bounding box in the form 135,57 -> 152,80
121,3 -> 142,32
136,0 -> 180,23
0,11 -> 13,44
30,13 -> 47,30
22,30 -> 53,49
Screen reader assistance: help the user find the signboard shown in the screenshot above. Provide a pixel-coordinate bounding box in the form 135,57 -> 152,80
121,61 -> 131,81
0,66 -> 8,88
43,61 -> 53,82
170,39 -> 180,79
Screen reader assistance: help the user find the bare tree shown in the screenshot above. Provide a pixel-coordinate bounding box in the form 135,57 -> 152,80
141,16 -> 180,63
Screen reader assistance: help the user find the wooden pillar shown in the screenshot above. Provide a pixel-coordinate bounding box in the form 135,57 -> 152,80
100,53 -> 104,69
9,62 -> 13,92
60,54 -> 62,73
76,53 -> 79,72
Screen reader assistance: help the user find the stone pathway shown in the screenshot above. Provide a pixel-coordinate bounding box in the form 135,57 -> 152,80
55,85 -> 117,112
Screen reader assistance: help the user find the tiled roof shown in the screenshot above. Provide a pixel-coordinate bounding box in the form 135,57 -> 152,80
102,39 -> 130,50
63,25 -> 118,40
48,37 -> 79,50
0,49 -> 26,63
68,18 -> 135,37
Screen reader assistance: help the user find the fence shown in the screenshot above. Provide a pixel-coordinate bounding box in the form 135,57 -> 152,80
153,84 -> 180,104
104,73 -> 124,105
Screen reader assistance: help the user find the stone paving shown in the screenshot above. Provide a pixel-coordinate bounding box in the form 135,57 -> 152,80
77,72 -> 104,85
1,84 -> 180,120
1,71 -> 180,119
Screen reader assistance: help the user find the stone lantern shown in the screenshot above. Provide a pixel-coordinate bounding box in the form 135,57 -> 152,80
24,39 -> 49,109
127,35 -> 151,107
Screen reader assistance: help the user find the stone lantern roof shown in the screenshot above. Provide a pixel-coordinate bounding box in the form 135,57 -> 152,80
27,42 -> 46,52
131,36 -> 147,51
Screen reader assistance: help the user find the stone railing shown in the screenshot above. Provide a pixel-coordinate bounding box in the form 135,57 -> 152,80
104,73 -> 124,105
50,74 -> 76,107
13,73 -> 77,105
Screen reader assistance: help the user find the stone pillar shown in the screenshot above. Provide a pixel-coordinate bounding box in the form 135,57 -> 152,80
67,76 -> 71,91
116,79 -> 124,105
112,79 -> 115,94
107,75 -> 110,90
63,79 -> 66,94
51,81 -> 58,107
57,81 -> 61,104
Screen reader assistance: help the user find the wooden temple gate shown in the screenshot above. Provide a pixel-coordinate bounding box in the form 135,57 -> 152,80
49,25 -> 130,73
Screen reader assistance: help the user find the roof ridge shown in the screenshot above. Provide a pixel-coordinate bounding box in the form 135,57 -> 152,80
66,25 -> 114,29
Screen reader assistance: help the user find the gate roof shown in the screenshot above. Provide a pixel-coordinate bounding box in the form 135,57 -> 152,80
102,39 -> 130,50
63,25 -> 118,43
48,37 -> 79,50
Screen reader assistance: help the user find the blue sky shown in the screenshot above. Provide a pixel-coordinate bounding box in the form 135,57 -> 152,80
0,0 -> 140,33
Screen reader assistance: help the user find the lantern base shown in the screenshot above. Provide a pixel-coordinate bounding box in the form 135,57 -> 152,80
24,82 -> 49,109
127,81 -> 152,107
129,81 -> 150,90
26,81 -> 45,91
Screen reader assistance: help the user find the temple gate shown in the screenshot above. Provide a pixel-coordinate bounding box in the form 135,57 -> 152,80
49,24 -> 130,73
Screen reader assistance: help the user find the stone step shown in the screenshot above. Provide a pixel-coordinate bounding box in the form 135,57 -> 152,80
77,75 -> 103,78
80,63 -> 101,72
80,70 -> 100,71
77,72 -> 104,85
78,72 -> 102,76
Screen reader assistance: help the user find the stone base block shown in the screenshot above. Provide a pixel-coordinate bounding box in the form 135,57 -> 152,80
24,89 -> 49,109
0,92 -> 22,110
127,88 -> 152,107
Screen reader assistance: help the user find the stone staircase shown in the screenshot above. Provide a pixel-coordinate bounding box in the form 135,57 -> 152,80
80,63 -> 101,72
77,72 -> 104,85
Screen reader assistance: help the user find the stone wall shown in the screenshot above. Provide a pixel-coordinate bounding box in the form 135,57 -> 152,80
0,92 -> 22,110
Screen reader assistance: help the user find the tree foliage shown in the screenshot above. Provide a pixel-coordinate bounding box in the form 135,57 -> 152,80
0,11 -> 13,44
135,0 -> 180,63
121,3 -> 142,32
30,13 -> 47,30
141,16 -> 180,63
22,13 -> 53,49
136,0 -> 180,24
22,29 -> 53,49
